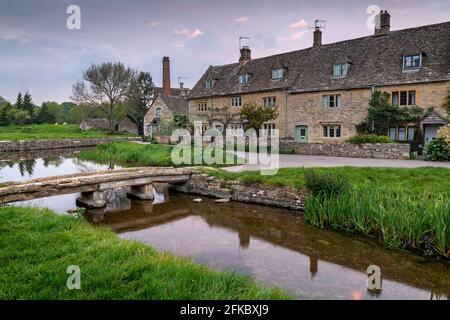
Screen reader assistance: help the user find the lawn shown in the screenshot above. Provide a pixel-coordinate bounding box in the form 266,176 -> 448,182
0,206 -> 290,299
0,124 -> 136,141
78,141 -> 244,167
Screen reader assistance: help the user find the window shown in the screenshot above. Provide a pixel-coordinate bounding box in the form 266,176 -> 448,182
263,123 -> 276,136
231,96 -> 242,107
408,91 -> 416,106
392,92 -> 399,106
408,127 -> 415,141
272,68 -> 283,80
333,63 -> 348,77
227,124 -> 244,136
205,79 -> 214,89
403,54 -> 421,70
198,102 -> 207,112
323,124 -> 341,138
239,74 -> 249,84
322,94 -> 341,109
155,108 -> 161,118
389,127 -> 396,140
263,97 -> 277,108
398,127 -> 406,141
392,91 -> 416,106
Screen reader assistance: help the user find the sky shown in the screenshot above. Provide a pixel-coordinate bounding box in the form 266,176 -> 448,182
0,0 -> 449,105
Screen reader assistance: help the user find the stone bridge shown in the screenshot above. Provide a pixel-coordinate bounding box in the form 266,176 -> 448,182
0,167 -> 191,208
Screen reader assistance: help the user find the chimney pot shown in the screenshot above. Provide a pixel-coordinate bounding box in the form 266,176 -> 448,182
239,46 -> 251,63
375,10 -> 390,36
313,27 -> 322,47
162,56 -> 171,96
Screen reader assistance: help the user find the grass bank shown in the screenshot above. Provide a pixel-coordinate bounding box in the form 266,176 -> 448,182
204,167 -> 450,258
78,141 -> 244,167
0,206 -> 290,299
203,167 -> 450,196
0,124 -> 136,141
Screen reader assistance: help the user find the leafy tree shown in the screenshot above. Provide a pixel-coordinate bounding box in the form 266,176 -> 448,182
444,92 -> 450,115
0,96 -> 8,108
239,102 -> 279,135
72,62 -> 138,133
127,71 -> 155,135
0,103 -> 11,126
36,103 -> 55,124
174,114 -> 187,128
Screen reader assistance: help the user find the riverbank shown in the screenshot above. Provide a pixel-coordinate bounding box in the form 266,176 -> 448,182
0,206 -> 290,299
183,167 -> 450,259
0,124 -> 137,141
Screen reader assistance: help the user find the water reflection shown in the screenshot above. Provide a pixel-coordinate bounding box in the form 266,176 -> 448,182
1,152 -> 449,300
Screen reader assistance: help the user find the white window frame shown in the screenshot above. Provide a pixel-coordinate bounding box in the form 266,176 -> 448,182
231,96 -> 242,107
403,54 -> 421,70
323,124 -> 342,138
263,96 -> 277,108
333,63 -> 348,78
322,94 -> 341,109
262,123 -> 276,137
198,102 -> 207,112
272,68 -> 283,80
155,107 -> 161,118
205,79 -> 214,89
239,74 -> 249,84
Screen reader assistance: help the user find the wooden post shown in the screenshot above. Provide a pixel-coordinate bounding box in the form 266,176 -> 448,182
127,184 -> 154,201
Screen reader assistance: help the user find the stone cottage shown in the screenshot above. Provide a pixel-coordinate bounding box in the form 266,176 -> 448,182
143,57 -> 190,137
187,11 -> 449,144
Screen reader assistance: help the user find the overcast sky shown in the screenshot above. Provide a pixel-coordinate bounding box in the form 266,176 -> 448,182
0,0 -> 449,104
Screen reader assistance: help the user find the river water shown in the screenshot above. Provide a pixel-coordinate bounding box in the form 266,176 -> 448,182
0,149 -> 448,300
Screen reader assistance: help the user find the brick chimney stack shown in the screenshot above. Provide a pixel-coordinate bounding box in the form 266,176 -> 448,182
162,56 -> 171,96
313,27 -> 322,47
239,46 -> 251,64
375,10 -> 390,36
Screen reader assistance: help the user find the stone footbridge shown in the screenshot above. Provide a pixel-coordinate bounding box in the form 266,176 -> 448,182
0,167 -> 191,208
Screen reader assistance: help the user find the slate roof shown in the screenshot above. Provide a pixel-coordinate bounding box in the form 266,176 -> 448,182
188,21 -> 450,99
159,95 -> 187,115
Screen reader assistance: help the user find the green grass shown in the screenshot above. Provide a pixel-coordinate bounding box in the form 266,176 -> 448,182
0,124 -> 136,141
304,185 -> 450,258
78,141 -> 244,167
0,206 -> 290,300
203,166 -> 450,196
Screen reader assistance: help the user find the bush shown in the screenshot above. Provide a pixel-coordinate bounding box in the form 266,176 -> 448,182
304,169 -> 350,197
437,124 -> 450,149
424,138 -> 450,161
346,134 -> 392,144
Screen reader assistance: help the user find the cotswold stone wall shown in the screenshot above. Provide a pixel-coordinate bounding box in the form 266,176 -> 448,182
0,137 -> 142,152
280,139 -> 410,160
172,173 -> 307,211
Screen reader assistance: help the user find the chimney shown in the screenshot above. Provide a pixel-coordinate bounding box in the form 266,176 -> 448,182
162,56 -> 171,96
375,10 -> 390,36
313,27 -> 322,47
239,46 -> 251,63
179,82 -> 184,89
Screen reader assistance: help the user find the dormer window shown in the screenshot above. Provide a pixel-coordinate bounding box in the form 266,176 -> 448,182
333,63 -> 348,78
239,74 -> 249,84
272,68 -> 283,80
403,54 -> 421,70
205,79 -> 214,89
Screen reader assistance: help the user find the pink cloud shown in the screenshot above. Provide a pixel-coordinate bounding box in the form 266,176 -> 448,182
289,19 -> 308,28
173,28 -> 204,38
147,21 -> 158,27
235,16 -> 250,23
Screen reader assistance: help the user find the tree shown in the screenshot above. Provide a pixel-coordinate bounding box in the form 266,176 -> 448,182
356,90 -> 432,137
15,92 -> 23,110
444,92 -> 450,115
36,103 -> 55,124
22,91 -> 35,114
0,103 -> 10,126
72,62 -> 138,133
127,71 -> 155,135
239,102 -> 279,135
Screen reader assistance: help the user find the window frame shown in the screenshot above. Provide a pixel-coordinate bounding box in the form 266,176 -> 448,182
262,96 -> 277,108
333,63 -> 348,78
197,101 -> 207,112
231,96 -> 242,107
322,94 -> 341,109
205,79 -> 214,89
155,107 -> 161,119
392,90 -> 417,107
403,54 -> 421,70
271,68 -> 284,80
323,124 -> 342,138
239,74 -> 249,84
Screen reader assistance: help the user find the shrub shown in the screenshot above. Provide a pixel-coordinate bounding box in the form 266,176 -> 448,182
346,134 -> 392,144
437,124 -> 450,149
304,169 -> 350,197
424,138 -> 450,161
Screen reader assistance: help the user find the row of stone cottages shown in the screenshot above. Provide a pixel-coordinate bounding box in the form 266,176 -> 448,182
104,11 -> 450,146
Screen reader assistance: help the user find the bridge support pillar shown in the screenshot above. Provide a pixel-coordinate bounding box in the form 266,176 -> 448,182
127,184 -> 154,201
76,191 -> 106,209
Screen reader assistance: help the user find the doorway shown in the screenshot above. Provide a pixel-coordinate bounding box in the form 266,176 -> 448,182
295,126 -> 308,142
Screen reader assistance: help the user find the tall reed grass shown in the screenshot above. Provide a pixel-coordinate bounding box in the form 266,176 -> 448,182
305,182 -> 450,258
